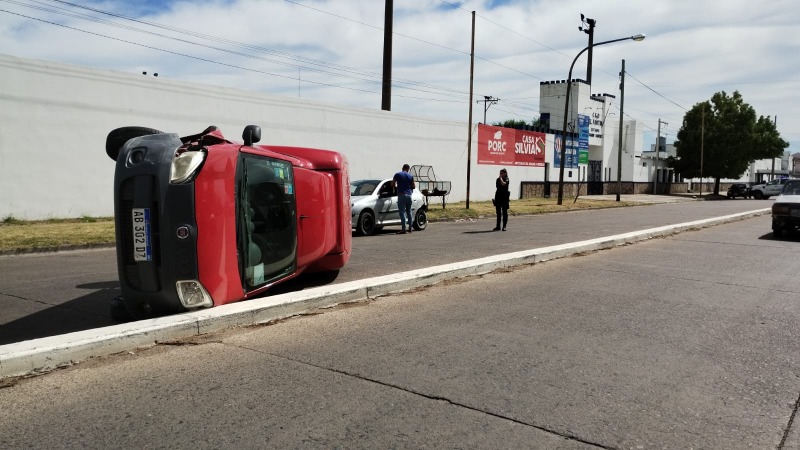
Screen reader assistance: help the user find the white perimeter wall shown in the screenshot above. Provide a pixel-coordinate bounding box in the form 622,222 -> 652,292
3,53 -> 563,220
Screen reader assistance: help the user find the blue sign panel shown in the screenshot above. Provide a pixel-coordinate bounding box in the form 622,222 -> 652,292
554,135 -> 578,169
577,114 -> 590,164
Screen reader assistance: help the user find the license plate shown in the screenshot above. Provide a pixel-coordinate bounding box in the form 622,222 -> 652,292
132,208 -> 152,262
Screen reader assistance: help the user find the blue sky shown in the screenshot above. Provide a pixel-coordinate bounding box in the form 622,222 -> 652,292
1,0 -> 798,154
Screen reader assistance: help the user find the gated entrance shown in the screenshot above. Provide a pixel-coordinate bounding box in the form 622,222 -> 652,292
588,160 -> 603,195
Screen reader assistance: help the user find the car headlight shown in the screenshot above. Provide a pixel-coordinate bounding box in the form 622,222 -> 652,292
170,150 -> 206,184
176,280 -> 213,308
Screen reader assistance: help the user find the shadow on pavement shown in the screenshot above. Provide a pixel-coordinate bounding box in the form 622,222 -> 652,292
0,281 -> 119,345
0,272 -> 340,345
758,231 -> 800,241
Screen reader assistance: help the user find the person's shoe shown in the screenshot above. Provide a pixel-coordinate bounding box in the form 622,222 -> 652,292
397,230 -> 407,234
407,229 -> 412,233
492,227 -> 500,231
502,228 -> 506,231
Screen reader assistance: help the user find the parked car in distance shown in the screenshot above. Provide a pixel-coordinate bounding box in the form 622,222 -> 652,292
350,179 -> 428,236
106,125 -> 351,321
771,179 -> 800,236
749,178 -> 794,199
726,183 -> 750,199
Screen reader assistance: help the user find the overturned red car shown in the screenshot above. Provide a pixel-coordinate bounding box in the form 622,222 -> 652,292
106,125 -> 351,320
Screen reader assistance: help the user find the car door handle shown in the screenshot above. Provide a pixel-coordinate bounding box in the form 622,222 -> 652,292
300,215 -> 310,220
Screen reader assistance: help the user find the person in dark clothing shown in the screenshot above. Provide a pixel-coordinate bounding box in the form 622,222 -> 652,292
493,168 -> 509,231
392,163 -> 416,234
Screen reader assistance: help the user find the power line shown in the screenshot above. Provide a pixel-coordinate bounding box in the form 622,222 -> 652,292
438,0 -> 570,59
0,8 -> 470,104
1,2 -> 487,103
625,71 -> 686,110
20,0 -> 474,97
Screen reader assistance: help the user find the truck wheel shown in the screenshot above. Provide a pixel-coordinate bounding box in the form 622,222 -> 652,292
753,191 -> 764,199
106,126 -> 163,161
356,211 -> 376,236
413,209 -> 428,231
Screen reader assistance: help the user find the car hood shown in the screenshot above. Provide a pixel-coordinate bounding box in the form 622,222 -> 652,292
775,194 -> 800,204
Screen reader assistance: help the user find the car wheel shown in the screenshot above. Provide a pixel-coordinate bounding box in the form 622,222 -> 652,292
356,210 -> 376,236
413,209 -> 428,231
753,190 -> 764,199
106,126 -> 163,161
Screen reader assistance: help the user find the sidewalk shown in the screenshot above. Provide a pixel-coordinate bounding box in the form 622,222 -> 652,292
0,201 -> 770,379
586,194 -> 696,203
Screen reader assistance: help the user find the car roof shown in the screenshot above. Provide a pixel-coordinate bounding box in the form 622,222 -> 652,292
351,179 -> 384,185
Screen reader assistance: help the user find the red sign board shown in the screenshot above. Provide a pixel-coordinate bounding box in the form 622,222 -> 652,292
477,124 -> 545,167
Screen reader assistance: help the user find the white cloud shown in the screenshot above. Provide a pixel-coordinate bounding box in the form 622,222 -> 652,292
0,0 -> 798,151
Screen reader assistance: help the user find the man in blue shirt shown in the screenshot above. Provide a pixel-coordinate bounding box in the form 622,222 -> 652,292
392,164 -> 415,234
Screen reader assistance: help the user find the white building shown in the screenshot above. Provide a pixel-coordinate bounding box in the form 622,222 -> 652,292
538,79 -> 643,191
538,77 -> 785,193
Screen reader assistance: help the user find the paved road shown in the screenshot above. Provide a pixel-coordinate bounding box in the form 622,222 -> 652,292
1,213 -> 797,448
0,198 -> 770,345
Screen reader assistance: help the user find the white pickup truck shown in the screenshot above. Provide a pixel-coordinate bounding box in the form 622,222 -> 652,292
749,178 -> 793,199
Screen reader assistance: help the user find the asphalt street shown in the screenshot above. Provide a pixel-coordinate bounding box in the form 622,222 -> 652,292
1,212 -> 797,448
0,198 -> 770,345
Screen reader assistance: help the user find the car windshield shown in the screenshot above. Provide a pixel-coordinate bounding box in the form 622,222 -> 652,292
350,179 -> 381,196
237,156 -> 297,291
782,181 -> 800,195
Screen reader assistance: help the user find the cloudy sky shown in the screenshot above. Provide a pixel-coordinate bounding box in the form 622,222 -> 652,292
1,0 -> 798,153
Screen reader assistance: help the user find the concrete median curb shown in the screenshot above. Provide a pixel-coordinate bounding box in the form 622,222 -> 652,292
0,208 -> 769,379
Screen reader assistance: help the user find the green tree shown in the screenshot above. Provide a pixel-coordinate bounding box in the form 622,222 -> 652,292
493,119 -> 529,129
669,91 -> 788,195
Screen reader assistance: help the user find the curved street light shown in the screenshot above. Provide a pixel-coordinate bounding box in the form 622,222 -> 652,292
556,33 -> 646,205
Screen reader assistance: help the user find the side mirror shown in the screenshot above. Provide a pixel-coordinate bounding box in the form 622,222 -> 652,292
243,125 -> 262,146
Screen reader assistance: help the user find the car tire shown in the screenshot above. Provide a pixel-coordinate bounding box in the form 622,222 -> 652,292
753,190 -> 764,199
413,209 -> 428,231
106,126 -> 164,161
356,210 -> 376,236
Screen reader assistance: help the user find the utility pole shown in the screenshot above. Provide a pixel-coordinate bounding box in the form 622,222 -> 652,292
771,115 -> 777,180
465,11 -> 475,209
654,119 -> 667,195
580,15 -> 596,86
477,96 -> 498,124
615,59 -> 625,202
381,0 -> 393,111
699,105 -> 705,197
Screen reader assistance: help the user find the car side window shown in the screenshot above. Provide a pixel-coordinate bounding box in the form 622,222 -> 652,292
352,182 -> 376,196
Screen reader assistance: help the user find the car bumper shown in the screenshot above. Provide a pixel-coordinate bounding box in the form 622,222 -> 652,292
113,135 -> 200,318
772,215 -> 800,230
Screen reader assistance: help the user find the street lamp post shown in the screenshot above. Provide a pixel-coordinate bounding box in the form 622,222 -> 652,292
556,33 -> 645,205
